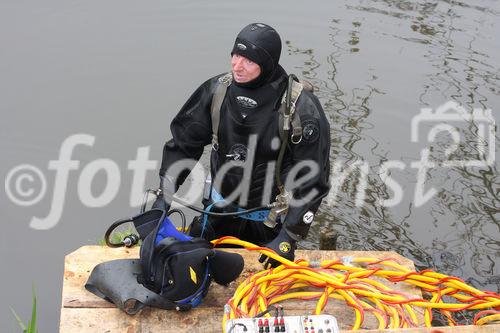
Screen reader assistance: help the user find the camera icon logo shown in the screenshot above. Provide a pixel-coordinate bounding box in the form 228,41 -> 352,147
411,101 -> 495,168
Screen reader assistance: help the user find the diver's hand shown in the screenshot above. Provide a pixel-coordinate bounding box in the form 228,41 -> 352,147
258,228 -> 296,269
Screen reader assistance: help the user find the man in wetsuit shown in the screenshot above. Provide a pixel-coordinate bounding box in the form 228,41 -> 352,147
154,23 -> 330,268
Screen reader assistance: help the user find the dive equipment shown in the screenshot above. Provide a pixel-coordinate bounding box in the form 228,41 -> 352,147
87,208 -> 244,314
210,73 -> 310,230
266,74 -> 304,229
215,237 -> 500,332
225,314 -> 340,333
105,206 -> 187,247
141,187 -> 273,218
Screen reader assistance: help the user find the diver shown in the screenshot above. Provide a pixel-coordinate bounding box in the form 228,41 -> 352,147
153,23 -> 331,268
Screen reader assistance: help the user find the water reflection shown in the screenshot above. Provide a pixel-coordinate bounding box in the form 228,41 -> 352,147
287,1 -> 499,324
435,165 -> 500,291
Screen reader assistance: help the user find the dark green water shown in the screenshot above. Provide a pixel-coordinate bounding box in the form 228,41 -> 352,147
0,0 -> 498,331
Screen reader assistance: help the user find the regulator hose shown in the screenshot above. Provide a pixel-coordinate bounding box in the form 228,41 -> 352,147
142,189 -> 272,218
274,74 -> 297,193
104,208 -> 187,247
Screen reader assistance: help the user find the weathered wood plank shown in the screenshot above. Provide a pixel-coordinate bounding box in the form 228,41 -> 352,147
60,308 -> 499,333
60,246 -> 499,332
60,307 -> 225,333
61,246 -> 422,331
62,246 -> 419,309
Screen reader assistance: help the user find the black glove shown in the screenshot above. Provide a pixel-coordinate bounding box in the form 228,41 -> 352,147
151,175 -> 172,212
258,228 -> 297,269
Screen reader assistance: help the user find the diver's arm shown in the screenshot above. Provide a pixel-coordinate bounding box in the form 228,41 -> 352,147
259,91 -> 331,268
153,76 -> 220,210
282,91 -> 331,240
159,76 -> 220,191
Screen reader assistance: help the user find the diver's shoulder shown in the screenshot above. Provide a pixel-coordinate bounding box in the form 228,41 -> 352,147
296,88 -> 324,117
199,72 -> 232,89
300,88 -> 319,101
190,73 -> 231,95
199,72 -> 223,84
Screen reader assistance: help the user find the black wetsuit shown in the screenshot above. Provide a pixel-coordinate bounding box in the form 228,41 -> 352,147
159,66 -> 330,244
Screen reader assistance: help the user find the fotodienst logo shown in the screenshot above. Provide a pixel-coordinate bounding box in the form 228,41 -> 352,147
3,101 -> 496,230
411,101 -> 495,168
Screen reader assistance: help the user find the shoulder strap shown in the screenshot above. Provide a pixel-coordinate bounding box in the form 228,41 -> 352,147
210,73 -> 232,151
279,79 -> 304,143
301,79 -> 314,93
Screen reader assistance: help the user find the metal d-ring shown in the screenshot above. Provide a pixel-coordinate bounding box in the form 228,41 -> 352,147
291,133 -> 302,144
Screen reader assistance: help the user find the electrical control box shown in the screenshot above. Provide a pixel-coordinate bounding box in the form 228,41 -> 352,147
225,314 -> 339,333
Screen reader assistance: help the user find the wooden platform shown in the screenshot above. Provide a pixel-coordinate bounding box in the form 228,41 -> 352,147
60,246 -> 498,332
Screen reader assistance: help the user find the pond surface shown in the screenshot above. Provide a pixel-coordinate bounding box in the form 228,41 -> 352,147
0,0 -> 498,331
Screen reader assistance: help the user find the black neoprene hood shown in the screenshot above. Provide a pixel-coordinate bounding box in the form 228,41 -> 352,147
231,23 -> 282,84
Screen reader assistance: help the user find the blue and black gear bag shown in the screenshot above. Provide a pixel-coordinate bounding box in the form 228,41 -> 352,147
85,209 -> 244,314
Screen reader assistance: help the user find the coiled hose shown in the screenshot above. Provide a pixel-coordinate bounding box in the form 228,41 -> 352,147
212,237 -> 500,331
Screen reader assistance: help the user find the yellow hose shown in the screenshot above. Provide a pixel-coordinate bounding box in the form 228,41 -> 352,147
213,237 -> 500,332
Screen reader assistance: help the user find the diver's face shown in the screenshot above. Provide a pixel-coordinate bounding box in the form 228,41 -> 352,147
231,54 -> 261,83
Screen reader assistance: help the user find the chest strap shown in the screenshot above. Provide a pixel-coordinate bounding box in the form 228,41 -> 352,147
210,73 -> 305,151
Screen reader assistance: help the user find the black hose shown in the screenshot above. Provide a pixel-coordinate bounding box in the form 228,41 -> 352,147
275,74 -> 297,192
106,192 -> 272,248
106,201 -> 258,248
142,189 -> 271,217
104,208 -> 189,248
167,208 -> 187,233
104,217 -> 134,248
177,198 -> 272,217
151,189 -> 273,217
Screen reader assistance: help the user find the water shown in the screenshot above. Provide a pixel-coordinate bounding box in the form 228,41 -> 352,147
0,0 -> 498,331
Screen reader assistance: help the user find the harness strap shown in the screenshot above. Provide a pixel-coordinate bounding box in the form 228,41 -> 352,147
278,80 -> 304,143
210,73 -> 232,151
